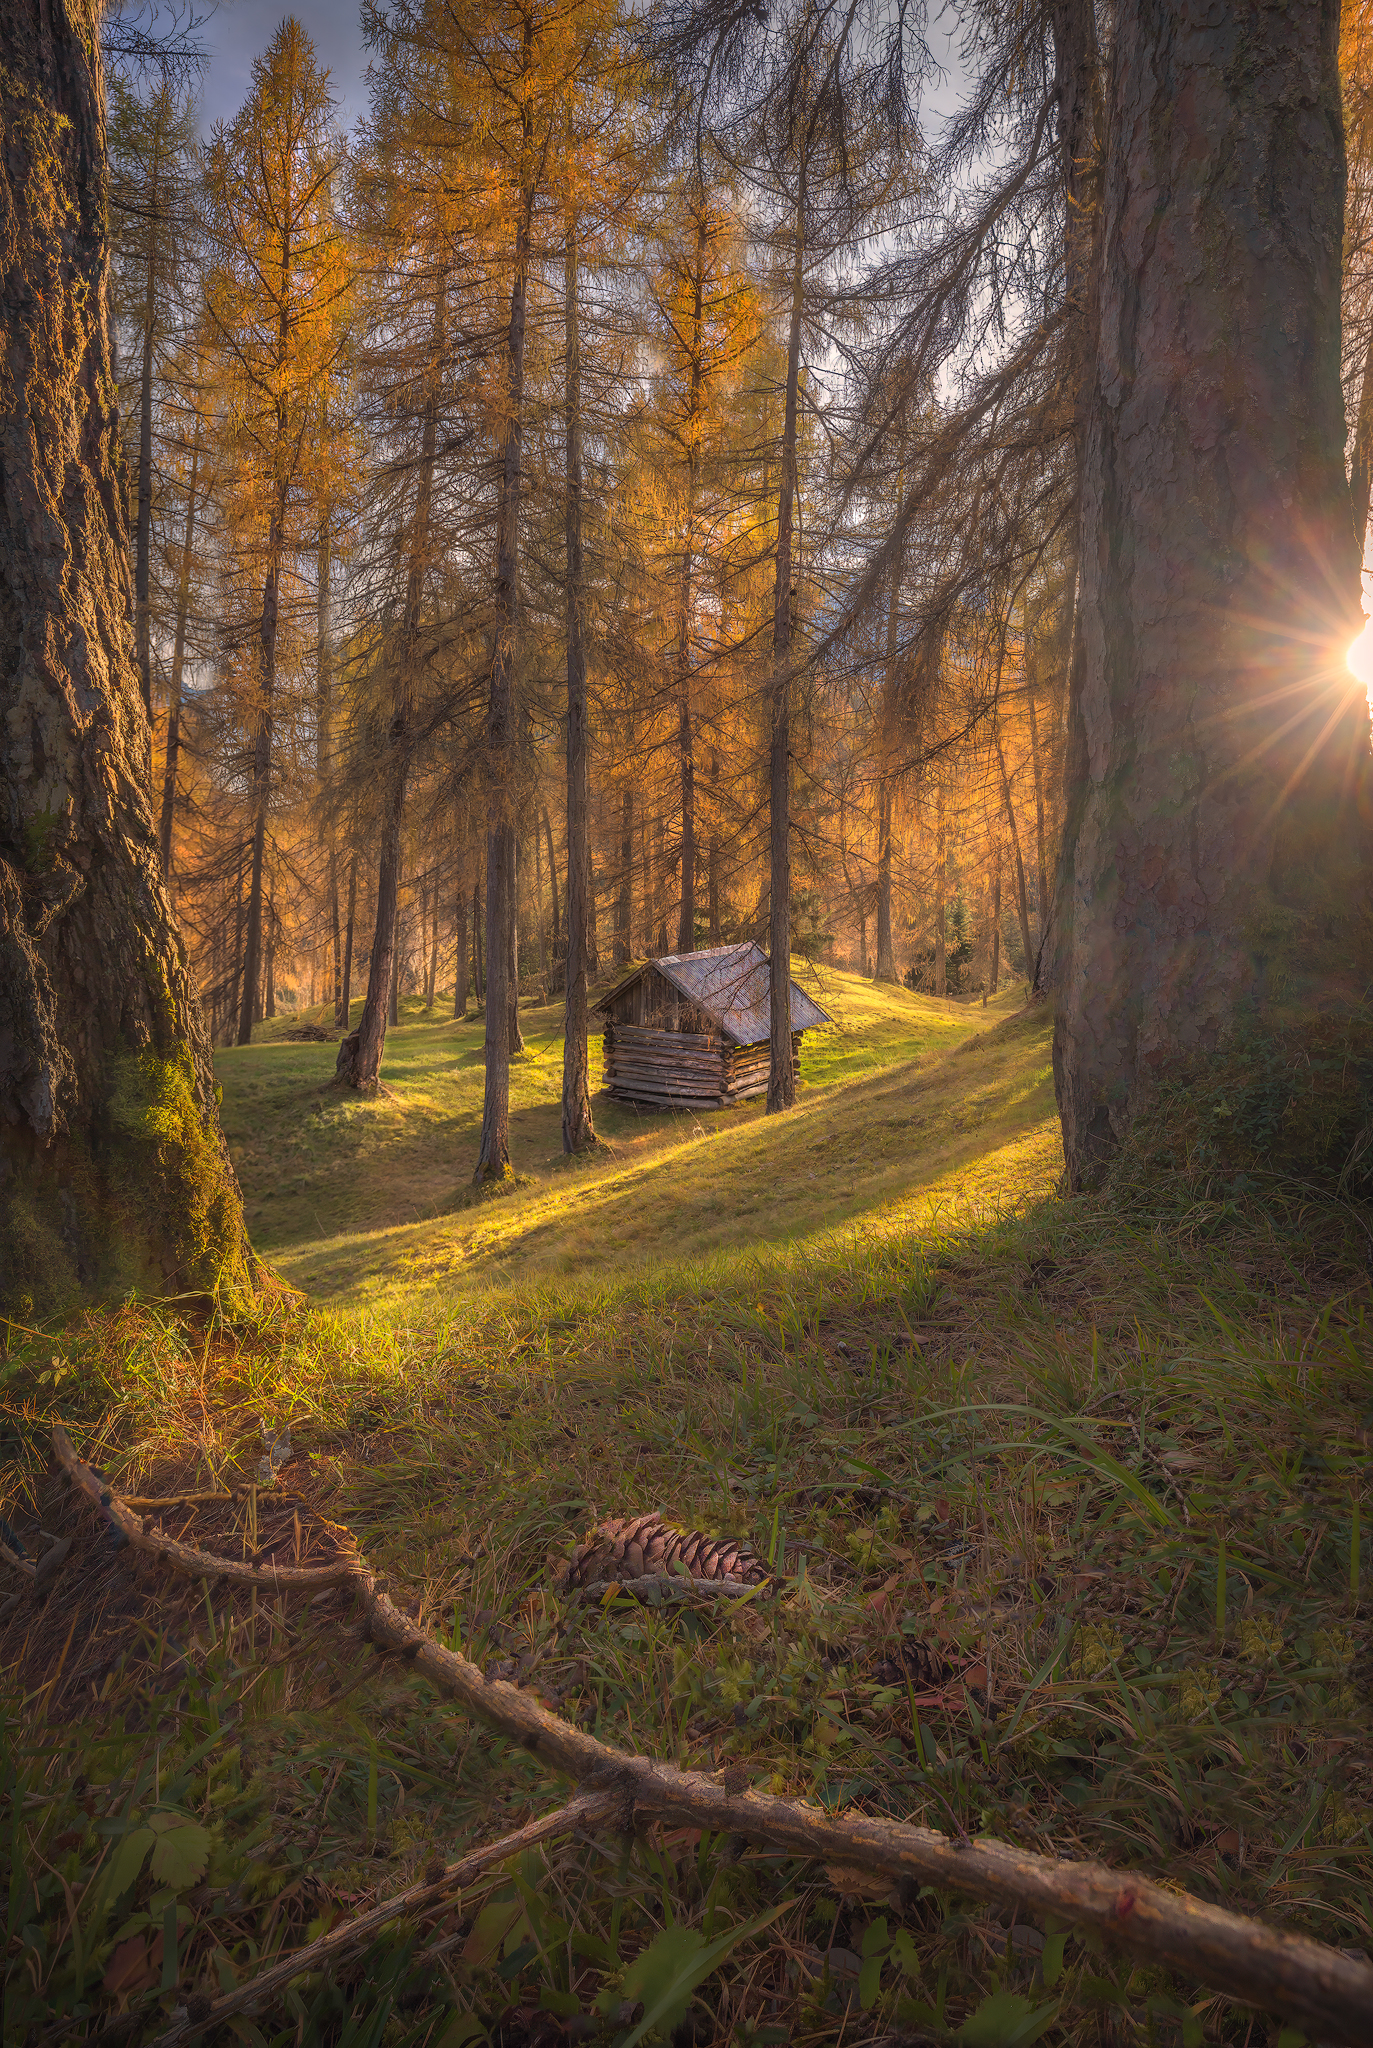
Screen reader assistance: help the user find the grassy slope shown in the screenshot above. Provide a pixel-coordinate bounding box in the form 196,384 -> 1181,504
4,976 -> 1371,2048
221,971 -> 1057,1310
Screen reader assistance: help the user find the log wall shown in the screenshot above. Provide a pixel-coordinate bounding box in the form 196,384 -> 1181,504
602,1025 -> 802,1108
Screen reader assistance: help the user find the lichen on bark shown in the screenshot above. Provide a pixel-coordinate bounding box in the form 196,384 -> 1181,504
0,3 -> 253,1319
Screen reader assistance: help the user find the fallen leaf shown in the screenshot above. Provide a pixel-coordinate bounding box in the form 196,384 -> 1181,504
103,1930 -> 163,2003
824,1862 -> 897,1901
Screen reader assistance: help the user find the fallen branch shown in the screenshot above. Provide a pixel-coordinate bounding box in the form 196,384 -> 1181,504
52,1429 -> 354,1591
55,1428 -> 1373,2046
149,1792 -> 614,2047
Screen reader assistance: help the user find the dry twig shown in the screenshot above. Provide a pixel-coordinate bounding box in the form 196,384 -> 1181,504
148,1792 -> 614,2045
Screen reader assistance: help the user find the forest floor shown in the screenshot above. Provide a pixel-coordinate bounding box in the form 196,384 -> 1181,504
3,974 -> 1371,2048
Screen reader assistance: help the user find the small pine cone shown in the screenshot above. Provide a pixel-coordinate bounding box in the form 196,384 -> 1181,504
561,1513 -> 766,1590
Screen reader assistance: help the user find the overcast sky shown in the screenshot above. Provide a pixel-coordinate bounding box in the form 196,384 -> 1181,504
197,1 -> 372,132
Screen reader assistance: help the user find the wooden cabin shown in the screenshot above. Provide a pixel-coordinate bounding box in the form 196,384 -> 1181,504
593,942 -> 831,1109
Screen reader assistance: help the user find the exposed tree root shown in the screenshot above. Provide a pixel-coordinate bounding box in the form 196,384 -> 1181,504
51,1427 -> 1373,2046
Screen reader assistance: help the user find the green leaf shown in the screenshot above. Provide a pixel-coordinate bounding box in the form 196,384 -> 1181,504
612,1904 -> 788,2048
103,1827 -> 155,1905
538,1987 -> 581,2017
890,1928 -> 920,1976
861,1916 -> 889,1957
148,1814 -> 211,1891
1182,2013 -> 1206,2048
959,1987 -> 1059,2047
461,1901 -> 523,1970
1041,1930 -> 1065,1988
859,1951 -> 884,2009
1274,2031 -> 1306,2048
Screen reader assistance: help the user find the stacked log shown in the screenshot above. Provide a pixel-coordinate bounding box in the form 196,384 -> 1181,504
602,1026 -> 802,1108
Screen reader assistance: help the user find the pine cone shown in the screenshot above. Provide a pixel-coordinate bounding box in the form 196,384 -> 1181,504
869,1641 -> 956,1690
562,1513 -> 767,1590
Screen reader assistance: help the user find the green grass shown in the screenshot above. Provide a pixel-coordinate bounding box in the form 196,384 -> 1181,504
3,976 -> 1371,2048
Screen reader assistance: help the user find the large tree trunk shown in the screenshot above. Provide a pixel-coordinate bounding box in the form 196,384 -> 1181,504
158,408 -> 200,880
0,5 -> 252,1317
1054,0 -> 1371,1191
767,161 -> 806,1113
562,220 -> 596,1152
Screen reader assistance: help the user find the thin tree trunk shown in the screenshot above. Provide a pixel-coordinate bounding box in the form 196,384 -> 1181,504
875,780 -> 896,981
338,297 -> 441,1090
990,867 -> 1002,996
265,907 -> 276,1021
236,466 -> 285,1047
934,783 -> 946,998
340,853 -> 357,1028
616,782 -> 633,964
542,806 -> 560,951
1024,613 -> 1052,975
134,142 -> 158,744
675,205 -> 708,956
454,846 -> 469,1019
875,470 -> 902,984
562,215 -> 595,1150
158,408 -> 200,880
389,897 -> 402,1027
476,73 -> 536,1182
473,877 -> 483,1001
427,879 -> 440,1009
707,747 -> 720,944
996,730 -> 1036,986
534,821 -> 546,977
507,834 -> 524,1054
768,155 -> 806,1113
1351,320 -> 1373,551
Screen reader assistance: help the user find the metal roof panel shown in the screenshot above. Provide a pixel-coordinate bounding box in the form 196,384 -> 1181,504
594,941 -> 831,1045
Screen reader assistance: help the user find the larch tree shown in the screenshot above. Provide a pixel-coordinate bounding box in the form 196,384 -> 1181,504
0,0 -> 253,1317
201,18 -> 348,1049
1054,0 -> 1373,1189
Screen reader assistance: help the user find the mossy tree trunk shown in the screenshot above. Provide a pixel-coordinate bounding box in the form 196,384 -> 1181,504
0,3 -> 253,1318
1054,0 -> 1372,1191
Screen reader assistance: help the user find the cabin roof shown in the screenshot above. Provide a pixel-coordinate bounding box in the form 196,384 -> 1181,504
593,941 -> 831,1046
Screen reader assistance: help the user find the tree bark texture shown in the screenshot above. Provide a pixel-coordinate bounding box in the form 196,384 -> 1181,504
615,784 -> 632,965
1054,0 -> 1372,1191
990,867 -> 1002,995
562,222 -> 595,1153
767,164 -> 805,1114
0,3 -> 252,1317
